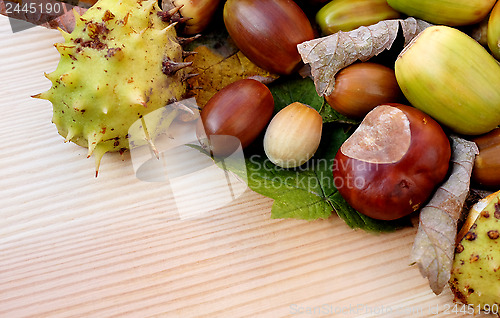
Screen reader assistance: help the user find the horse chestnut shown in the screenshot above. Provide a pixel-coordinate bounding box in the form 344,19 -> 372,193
223,0 -> 315,75
198,79 -> 274,156
333,104 -> 451,220
325,62 -> 404,118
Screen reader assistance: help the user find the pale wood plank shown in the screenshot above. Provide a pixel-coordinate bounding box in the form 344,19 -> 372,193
0,16 -> 492,318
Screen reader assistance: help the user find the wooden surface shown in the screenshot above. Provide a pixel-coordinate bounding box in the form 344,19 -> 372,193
0,16 -> 491,318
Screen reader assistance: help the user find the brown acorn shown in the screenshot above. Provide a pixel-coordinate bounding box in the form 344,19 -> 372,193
472,128 -> 500,188
325,62 -> 404,118
223,0 -> 315,75
198,79 -> 274,157
171,0 -> 221,34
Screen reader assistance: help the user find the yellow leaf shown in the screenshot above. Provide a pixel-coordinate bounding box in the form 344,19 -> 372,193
186,45 -> 279,108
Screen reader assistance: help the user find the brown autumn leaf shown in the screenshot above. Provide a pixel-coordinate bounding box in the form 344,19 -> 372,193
185,45 -> 279,108
0,0 -> 93,32
297,17 -> 432,97
409,136 -> 479,295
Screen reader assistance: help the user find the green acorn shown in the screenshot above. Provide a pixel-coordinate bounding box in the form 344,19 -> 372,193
386,0 -> 496,26
395,26 -> 500,136
316,0 -> 400,35
488,1 -> 500,60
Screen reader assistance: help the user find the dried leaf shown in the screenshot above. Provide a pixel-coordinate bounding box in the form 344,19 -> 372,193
185,45 -> 279,108
0,0 -> 92,32
297,17 -> 432,96
409,136 -> 479,295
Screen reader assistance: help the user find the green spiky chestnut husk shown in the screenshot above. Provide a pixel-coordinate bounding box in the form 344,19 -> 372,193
34,0 -> 190,173
450,190 -> 500,312
395,26 -> 500,136
386,0 -> 496,26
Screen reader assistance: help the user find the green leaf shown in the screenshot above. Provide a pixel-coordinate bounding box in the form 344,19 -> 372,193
269,76 -> 359,124
269,76 -> 324,113
238,124 -> 411,232
317,100 -> 360,125
192,75 -> 410,232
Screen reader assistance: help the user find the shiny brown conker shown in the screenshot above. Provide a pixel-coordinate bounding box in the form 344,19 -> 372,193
325,62 -> 404,118
332,104 -> 451,220
198,79 -> 274,156
223,0 -> 315,75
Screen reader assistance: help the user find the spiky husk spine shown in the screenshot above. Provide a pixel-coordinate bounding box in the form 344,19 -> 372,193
34,0 -> 189,173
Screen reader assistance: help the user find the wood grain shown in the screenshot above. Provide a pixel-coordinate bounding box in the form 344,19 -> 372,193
0,17 -> 491,318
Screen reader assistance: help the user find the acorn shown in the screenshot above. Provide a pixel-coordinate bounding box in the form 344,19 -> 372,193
264,102 -> 323,168
325,62 -> 404,118
395,26 -> 500,136
470,16 -> 490,47
386,0 -> 496,26
223,0 -> 315,75
472,128 -> 500,188
198,79 -> 274,157
488,1 -> 500,60
172,0 -> 221,34
316,0 -> 400,35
